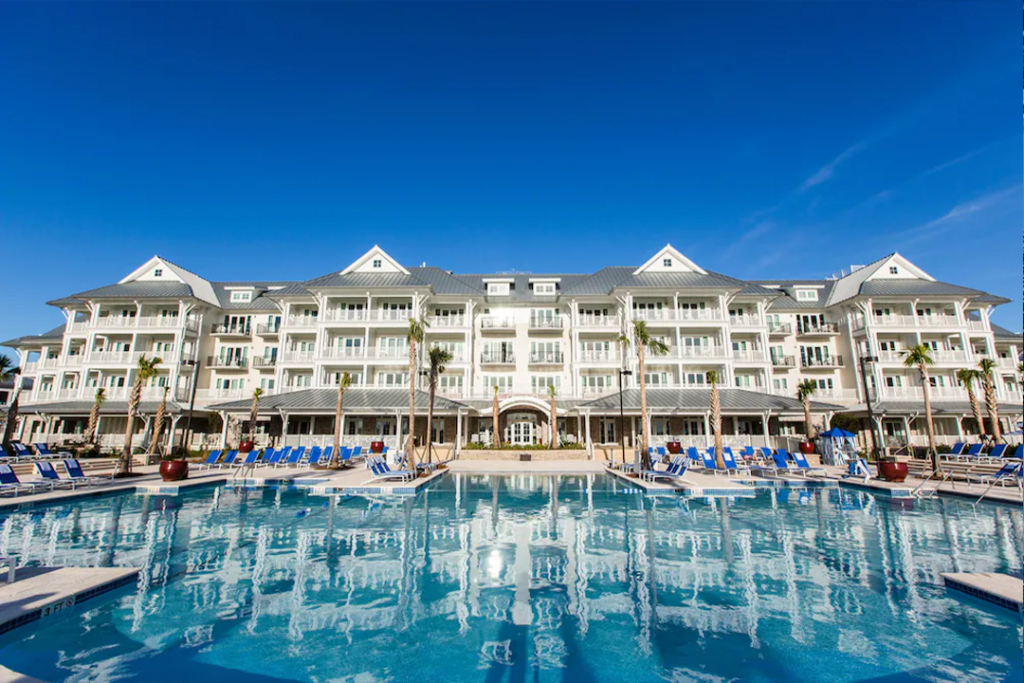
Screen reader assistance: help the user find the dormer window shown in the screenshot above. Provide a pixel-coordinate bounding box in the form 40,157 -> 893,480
154,269 -> 163,278
534,282 -> 556,296
889,266 -> 899,275
230,291 -> 253,303
795,289 -> 819,302
663,259 -> 672,268
372,259 -> 382,269
488,283 -> 510,296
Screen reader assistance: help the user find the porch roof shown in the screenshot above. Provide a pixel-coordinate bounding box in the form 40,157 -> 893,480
577,388 -> 843,414
845,401 -> 1024,417
207,388 -> 468,414
21,401 -> 185,416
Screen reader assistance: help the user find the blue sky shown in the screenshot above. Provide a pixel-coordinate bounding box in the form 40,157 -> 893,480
1,2 -> 1020,358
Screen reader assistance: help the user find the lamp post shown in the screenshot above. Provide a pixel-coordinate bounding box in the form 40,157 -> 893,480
618,369 -> 632,468
419,369 -> 432,465
858,354 -> 884,461
181,359 -> 200,455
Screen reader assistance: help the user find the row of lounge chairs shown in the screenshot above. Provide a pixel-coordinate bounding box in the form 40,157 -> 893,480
633,446 -> 829,481
196,445 -> 375,470
0,459 -> 113,497
0,443 -> 72,462
941,443 -> 1020,463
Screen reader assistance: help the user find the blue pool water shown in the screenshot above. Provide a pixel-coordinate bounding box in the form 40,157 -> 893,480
0,475 -> 1021,683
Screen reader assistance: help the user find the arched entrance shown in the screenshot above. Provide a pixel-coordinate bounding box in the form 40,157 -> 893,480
505,412 -> 538,446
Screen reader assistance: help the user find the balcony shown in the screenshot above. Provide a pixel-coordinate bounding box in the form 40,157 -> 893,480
429,315 -> 468,328
529,317 -> 564,332
86,351 -> 146,365
771,356 -> 796,368
90,316 -> 199,333
480,352 -> 516,365
801,355 -> 844,369
678,308 -> 725,323
366,347 -> 409,361
480,316 -> 515,332
284,315 -> 319,330
255,323 -> 281,336
369,310 -> 411,323
581,385 -> 617,397
68,321 -> 91,334
211,324 -> 252,337
732,349 -> 767,362
872,386 -> 967,402
251,357 -> 277,370
916,314 -> 959,328
577,350 -> 620,364
878,350 -> 969,364
318,347 -> 367,361
797,323 -> 840,336
206,356 -> 249,370
194,388 -> 261,404
768,322 -> 793,336
322,308 -> 368,323
729,315 -> 763,328
578,315 -> 617,328
280,350 -> 316,364
529,352 -> 564,365
676,345 -> 728,360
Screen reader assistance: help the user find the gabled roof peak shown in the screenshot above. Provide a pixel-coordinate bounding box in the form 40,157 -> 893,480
632,245 -> 706,276
341,246 -> 410,276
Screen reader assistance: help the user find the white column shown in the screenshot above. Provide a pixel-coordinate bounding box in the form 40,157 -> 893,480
455,409 -> 463,458
703,412 -> 711,448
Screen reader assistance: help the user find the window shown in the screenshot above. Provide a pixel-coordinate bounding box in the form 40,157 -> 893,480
662,258 -> 672,268
372,259 -> 382,269
154,269 -> 163,277
487,282 -> 510,296
534,282 -> 556,296
531,376 -> 560,394
230,291 -> 252,303
483,375 -> 514,392
795,289 -> 819,302
889,266 -> 899,275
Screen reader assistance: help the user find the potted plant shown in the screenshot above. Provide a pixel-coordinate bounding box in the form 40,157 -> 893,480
370,440 -> 385,454
666,441 -> 681,455
878,456 -> 908,483
796,380 -> 818,456
239,389 -> 262,455
159,453 -> 189,481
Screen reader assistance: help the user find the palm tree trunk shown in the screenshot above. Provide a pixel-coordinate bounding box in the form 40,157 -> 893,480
984,378 -> 1002,443
802,398 -> 812,442
332,389 -> 344,466
712,384 -> 724,470
120,382 -> 142,475
967,384 -> 985,439
492,393 -> 500,448
426,380 -> 436,464
550,397 -> 557,449
638,344 -> 650,470
920,366 -> 937,469
86,405 -> 100,443
148,394 -> 168,457
407,338 -> 417,472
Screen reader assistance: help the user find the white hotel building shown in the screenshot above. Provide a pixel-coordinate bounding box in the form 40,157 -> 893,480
4,245 -> 1021,455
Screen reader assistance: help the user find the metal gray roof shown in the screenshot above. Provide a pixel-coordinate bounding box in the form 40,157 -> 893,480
858,280 -> 989,298
992,324 -> 1023,340
2,324 -> 68,348
303,272 -> 427,289
451,274 -> 588,303
210,283 -> 294,311
616,271 -> 748,291
561,267 -> 636,295
48,282 -> 194,306
578,388 -> 843,413
409,267 -> 485,296
22,401 -> 184,416
208,388 -> 468,413
850,401 -> 1024,416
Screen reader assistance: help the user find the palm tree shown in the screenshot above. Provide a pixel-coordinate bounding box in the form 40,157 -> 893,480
1,356 -> 21,451
708,370 -> 724,470
425,346 -> 453,464
331,373 -> 352,467
405,315 -> 428,473
548,384 -> 558,450
903,345 -> 937,468
622,320 -> 670,470
117,355 -> 162,477
0,355 -> 18,385
247,387 -> 264,443
492,385 -> 501,448
85,388 -> 106,444
796,379 -> 818,443
147,387 -> 170,457
977,358 -> 1002,443
955,368 -> 985,440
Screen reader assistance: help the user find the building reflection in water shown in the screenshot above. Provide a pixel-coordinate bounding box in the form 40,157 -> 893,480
0,474 -> 1021,683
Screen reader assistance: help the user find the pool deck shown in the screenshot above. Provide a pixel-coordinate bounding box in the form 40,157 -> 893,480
942,572 -> 1023,613
0,566 -> 140,637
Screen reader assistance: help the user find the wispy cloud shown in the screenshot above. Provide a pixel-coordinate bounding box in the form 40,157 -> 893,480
892,184 -> 1022,245
799,140 -> 870,192
919,137 -> 1012,178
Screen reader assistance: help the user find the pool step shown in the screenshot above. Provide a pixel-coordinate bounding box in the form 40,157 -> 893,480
942,572 -> 1023,613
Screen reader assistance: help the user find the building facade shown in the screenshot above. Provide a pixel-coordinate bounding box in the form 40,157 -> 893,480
4,245 -> 1021,455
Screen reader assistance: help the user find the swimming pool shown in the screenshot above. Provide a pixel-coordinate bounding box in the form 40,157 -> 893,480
0,474 -> 1021,683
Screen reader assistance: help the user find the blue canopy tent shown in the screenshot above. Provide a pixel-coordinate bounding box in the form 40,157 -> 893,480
819,428 -> 858,466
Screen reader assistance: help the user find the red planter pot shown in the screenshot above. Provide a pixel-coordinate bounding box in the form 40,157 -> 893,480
666,442 -> 682,455
370,441 -> 385,454
798,441 -> 815,455
159,460 -> 189,482
879,461 -> 908,483
238,440 -> 255,454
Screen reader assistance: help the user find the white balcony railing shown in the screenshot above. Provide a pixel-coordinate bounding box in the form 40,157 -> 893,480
284,315 -> 319,329
770,356 -> 796,368
280,350 -> 316,363
529,317 -> 564,330
430,315 -> 468,328
366,347 -> 409,360
796,323 -> 840,335
480,316 -> 515,330
732,349 -> 767,362
678,308 -> 725,322
729,315 -> 763,327
768,322 -> 793,335
676,346 -> 728,360
577,350 -> 620,363
322,308 -> 368,323
878,350 -> 969,364
529,352 -> 564,364
480,353 -> 516,364
369,310 -> 411,323
318,347 -> 367,361
801,355 -> 844,369
578,315 -> 617,328
211,324 -> 252,336
872,386 -> 968,402
916,314 -> 959,328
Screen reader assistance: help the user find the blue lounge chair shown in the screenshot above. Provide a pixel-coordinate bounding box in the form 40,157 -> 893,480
310,446 -> 331,467
759,447 -> 775,463
740,446 -> 756,461
351,446 -> 363,460
968,461 -> 1022,489
963,444 -> 985,460
10,443 -> 33,460
700,449 -> 718,471
789,450 -> 827,477
941,442 -> 966,460
656,447 -> 667,458
842,458 -> 874,484
987,444 -> 1009,460
33,443 -> 65,459
766,451 -> 791,476
197,450 -> 223,470
368,456 -> 415,482
257,448 -> 281,467
720,447 -> 749,476
304,446 -> 322,466
278,446 -> 305,467
215,450 -> 239,468
0,464 -> 53,496
0,446 -> 12,462
235,450 -> 262,468
641,456 -> 687,482
686,447 -> 702,465
34,462 -> 80,490
62,459 -> 112,485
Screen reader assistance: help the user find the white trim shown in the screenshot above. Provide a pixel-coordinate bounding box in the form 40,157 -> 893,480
632,244 -> 706,275
340,245 -> 410,276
